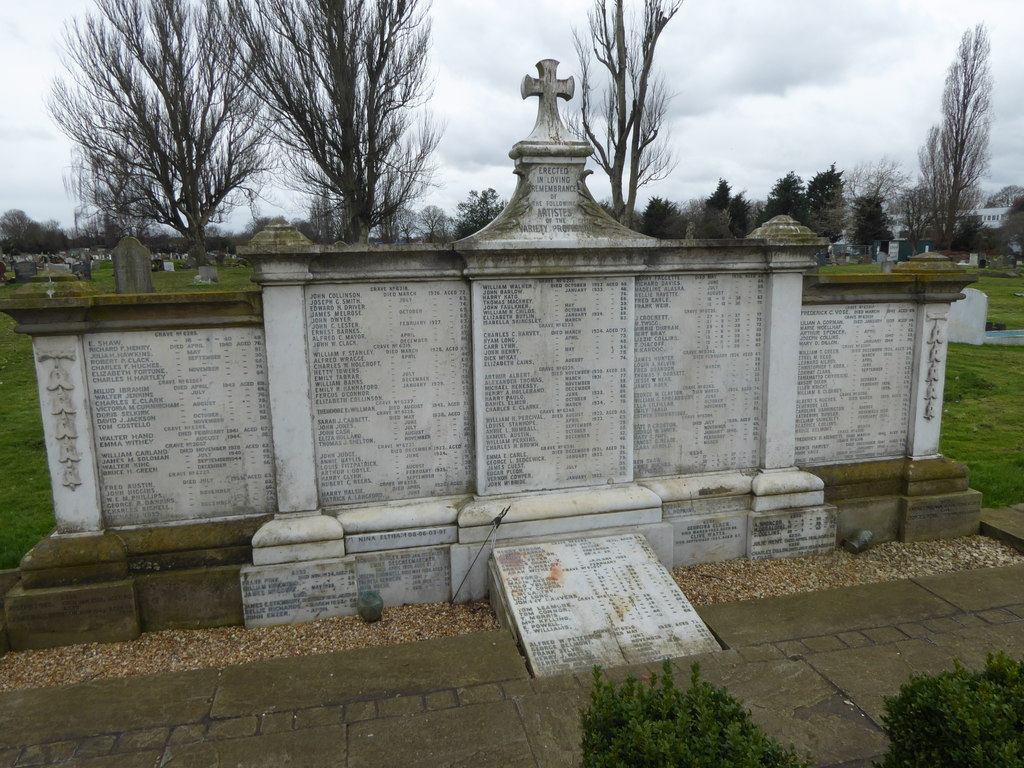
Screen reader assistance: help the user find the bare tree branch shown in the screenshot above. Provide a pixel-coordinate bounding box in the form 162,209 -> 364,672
49,0 -> 269,265
919,23 -> 992,250
230,0 -> 441,244
572,0 -> 680,226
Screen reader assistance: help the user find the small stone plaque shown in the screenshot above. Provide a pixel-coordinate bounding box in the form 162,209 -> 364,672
344,526 -> 457,553
4,581 -> 140,650
354,545 -> 451,604
901,490 -> 981,541
489,534 -> 719,677
747,506 -> 837,561
670,512 -> 747,567
240,558 -> 358,627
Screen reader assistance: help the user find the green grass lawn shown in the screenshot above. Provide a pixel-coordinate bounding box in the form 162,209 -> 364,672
0,266 -> 1021,569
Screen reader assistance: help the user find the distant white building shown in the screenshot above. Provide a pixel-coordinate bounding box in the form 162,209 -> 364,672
970,206 -> 1010,228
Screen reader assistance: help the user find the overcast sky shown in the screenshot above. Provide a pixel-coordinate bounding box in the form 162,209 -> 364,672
1,0 -> 1022,233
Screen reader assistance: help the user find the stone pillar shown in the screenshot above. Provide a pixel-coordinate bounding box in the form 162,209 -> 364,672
746,216 -> 827,514
245,227 -> 344,566
31,335 -> 104,533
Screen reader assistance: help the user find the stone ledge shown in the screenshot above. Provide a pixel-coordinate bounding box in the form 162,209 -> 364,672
981,506 -> 1024,553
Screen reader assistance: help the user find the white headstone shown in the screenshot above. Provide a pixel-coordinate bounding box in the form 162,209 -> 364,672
946,287 -> 988,345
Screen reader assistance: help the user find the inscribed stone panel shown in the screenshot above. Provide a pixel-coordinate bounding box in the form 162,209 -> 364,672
634,274 -> 765,477
474,277 -> 633,494
490,534 -> 719,676
241,558 -> 358,627
795,304 -> 915,463
86,328 -> 276,526
307,282 -> 474,505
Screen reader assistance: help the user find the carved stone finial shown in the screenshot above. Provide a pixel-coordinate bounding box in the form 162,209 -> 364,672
520,59 -> 575,144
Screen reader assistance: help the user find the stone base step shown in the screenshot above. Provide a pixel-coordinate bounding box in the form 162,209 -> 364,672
981,505 -> 1024,553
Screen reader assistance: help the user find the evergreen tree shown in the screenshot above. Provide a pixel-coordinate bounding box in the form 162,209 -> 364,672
727,192 -> 751,237
851,194 -> 892,245
452,189 -> 505,239
806,163 -> 846,242
760,172 -> 808,225
706,179 -> 731,211
640,197 -> 685,239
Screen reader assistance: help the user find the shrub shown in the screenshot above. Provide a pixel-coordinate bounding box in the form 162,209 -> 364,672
579,660 -> 812,768
877,652 -> 1024,767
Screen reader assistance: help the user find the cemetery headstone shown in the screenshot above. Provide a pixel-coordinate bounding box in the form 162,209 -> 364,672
12,261 -> 38,283
947,287 -> 988,345
112,237 -> 154,294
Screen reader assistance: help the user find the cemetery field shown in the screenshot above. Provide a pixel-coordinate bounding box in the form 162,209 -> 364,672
0,271 -> 1023,569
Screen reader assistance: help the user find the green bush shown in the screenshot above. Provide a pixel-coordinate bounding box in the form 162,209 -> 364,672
877,652 -> 1024,767
580,660 -> 812,767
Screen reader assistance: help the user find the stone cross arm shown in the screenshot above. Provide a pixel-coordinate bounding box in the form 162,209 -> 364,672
521,59 -> 575,142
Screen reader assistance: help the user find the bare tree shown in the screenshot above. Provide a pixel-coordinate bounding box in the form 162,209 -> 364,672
573,0 -> 682,226
895,183 -> 933,255
417,205 -> 451,243
845,157 -> 909,205
919,23 -> 993,250
985,185 -> 1024,208
49,0 -> 269,266
230,0 -> 441,244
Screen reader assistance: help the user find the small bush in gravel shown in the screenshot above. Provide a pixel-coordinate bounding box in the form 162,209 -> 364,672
579,660 -> 812,767
877,652 -> 1024,767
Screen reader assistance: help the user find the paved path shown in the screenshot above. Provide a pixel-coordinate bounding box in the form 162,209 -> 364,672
0,564 -> 1022,767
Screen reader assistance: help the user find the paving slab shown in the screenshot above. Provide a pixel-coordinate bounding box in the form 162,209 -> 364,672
161,726 -> 345,767
806,639 -> 955,725
0,668 -> 219,749
981,507 -> 1024,552
911,564 -> 1024,612
696,580 -> 958,647
212,631 -> 526,717
517,688 -> 587,768
698,656 -> 887,765
347,701 -> 535,768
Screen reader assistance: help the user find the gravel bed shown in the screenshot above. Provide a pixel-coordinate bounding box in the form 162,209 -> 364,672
0,535 -> 1020,692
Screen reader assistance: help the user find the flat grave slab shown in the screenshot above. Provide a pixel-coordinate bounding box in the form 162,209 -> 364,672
489,533 -> 719,677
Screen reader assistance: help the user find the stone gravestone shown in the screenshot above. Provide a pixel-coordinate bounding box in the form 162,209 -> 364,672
112,237 -> 154,294
947,287 -> 988,345
12,261 -> 38,283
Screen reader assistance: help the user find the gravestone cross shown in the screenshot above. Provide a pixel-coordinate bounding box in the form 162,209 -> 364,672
520,59 -> 575,143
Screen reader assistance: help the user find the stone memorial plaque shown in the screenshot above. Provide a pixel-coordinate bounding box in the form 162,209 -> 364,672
86,328 -> 276,526
475,278 -> 633,494
241,558 -> 358,627
669,512 -> 747,566
747,506 -> 837,560
634,274 -> 764,477
795,304 -> 916,463
307,282 -> 473,505
344,525 -> 457,554
490,534 -> 719,677
902,490 -> 981,541
354,545 -> 451,604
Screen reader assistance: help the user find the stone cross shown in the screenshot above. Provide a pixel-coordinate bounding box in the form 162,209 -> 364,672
521,59 -> 575,142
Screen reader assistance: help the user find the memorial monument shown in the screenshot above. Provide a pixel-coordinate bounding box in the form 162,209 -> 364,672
0,60 -> 978,657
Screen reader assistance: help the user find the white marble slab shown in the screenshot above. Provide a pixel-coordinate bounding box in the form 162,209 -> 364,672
747,506 -> 837,560
241,557 -> 358,627
474,277 -> 634,494
306,282 -> 474,504
84,328 -> 276,526
354,545 -> 451,604
344,526 -> 457,553
795,303 -> 916,463
489,533 -> 719,677
634,273 -> 765,476
670,512 -> 748,567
